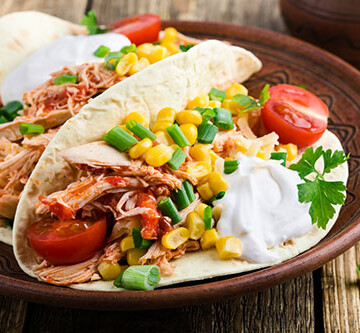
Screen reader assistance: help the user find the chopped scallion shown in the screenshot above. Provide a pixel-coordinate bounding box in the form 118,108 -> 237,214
0,100 -> 23,121
224,160 -> 239,174
157,197 -> 182,224
213,108 -> 234,130
103,126 -> 138,152
183,180 -> 196,203
125,120 -> 156,140
197,123 -> 218,144
54,74 -> 77,85
132,228 -> 154,249
179,44 -> 195,52
94,45 -> 110,57
105,51 -> 122,70
194,107 -> 207,114
168,148 -> 186,170
119,265 -> 160,291
209,88 -> 226,102
166,124 -> 190,147
209,191 -> 226,204
173,183 -> 190,211
204,206 -> 212,229
0,115 -> 8,124
201,108 -> 216,123
270,152 -> 287,167
113,271 -> 125,288
19,123 -> 45,135
121,44 -> 137,54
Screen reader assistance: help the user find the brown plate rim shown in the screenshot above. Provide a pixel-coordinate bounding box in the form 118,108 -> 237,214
1,20 -> 360,310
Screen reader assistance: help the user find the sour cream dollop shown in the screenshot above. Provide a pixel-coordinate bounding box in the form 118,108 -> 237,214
1,33 -> 131,103
215,155 -> 312,263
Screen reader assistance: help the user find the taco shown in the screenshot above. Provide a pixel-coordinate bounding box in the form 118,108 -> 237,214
0,10 -> 195,244
13,39 -> 348,291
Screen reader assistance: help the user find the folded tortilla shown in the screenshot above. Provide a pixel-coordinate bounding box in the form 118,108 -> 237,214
13,40 -> 347,290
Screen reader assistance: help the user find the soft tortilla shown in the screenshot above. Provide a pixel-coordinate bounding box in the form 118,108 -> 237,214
13,40 -> 347,290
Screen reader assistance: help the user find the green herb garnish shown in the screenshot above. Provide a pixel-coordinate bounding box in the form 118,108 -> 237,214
80,10 -> 109,35
121,44 -> 137,54
232,84 -> 270,113
93,45 -> 110,57
209,88 -> 226,102
357,265 -> 360,279
54,74 -> 77,85
180,44 -> 195,52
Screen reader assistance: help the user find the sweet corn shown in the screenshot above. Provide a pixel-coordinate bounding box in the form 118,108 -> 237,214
189,144 -> 211,164
256,149 -> 267,160
185,212 -> 205,240
276,143 -> 298,162
128,57 -> 150,75
125,112 -> 149,128
208,100 -> 222,108
161,41 -> 180,55
197,182 -> 214,201
161,227 -> 190,250
156,107 -> 176,123
170,144 -> 180,151
186,94 -> 209,110
212,205 -> 222,222
155,130 -> 173,145
209,150 -> 219,165
116,52 -> 138,76
129,138 -> 152,159
97,261 -> 122,281
187,162 -> 211,181
180,124 -> 197,145
176,110 -> 202,126
200,228 -> 219,250
137,43 -> 168,64
216,236 -> 242,260
194,203 -> 208,219
222,99 -> 243,115
152,121 -> 173,133
145,144 -> 172,167
208,171 -> 228,194
126,248 -> 147,265
120,236 -> 135,252
226,83 -> 248,98
119,124 -> 133,135
162,27 -> 178,42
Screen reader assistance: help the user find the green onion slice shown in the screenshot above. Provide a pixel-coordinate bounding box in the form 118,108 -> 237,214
125,120 -> 156,140
204,206 -> 212,229
179,44 -> 194,52
173,183 -> 190,211
54,74 -> 77,85
213,108 -> 234,130
183,180 -> 196,203
270,152 -> 287,167
113,271 -> 125,288
19,123 -> 45,135
224,160 -> 239,174
0,100 -> 23,121
94,45 -> 110,57
105,51 -> 122,70
103,126 -> 138,152
201,108 -> 216,123
120,265 -> 160,291
197,123 -> 218,144
168,148 -> 186,170
209,88 -> 226,102
0,115 -> 8,124
121,44 -> 137,54
157,197 -> 182,224
166,124 -> 190,147
132,228 -> 154,249
209,191 -> 226,204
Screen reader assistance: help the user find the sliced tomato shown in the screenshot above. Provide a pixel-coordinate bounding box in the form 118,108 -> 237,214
27,217 -> 107,265
137,192 -> 160,240
261,84 -> 329,147
107,14 -> 161,45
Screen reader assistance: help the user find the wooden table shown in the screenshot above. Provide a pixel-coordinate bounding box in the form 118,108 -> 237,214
1,0 -> 359,331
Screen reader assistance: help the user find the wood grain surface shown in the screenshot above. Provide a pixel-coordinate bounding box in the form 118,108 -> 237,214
0,0 -> 359,332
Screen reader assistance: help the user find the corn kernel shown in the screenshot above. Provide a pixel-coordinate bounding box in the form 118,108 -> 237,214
156,107 -> 176,123
200,228 -> 219,250
161,41 -> 180,55
116,53 -> 138,76
176,110 -> 203,126
222,99 -> 243,115
226,83 -> 248,98
256,149 -> 267,160
209,150 -> 219,165
126,248 -> 147,265
129,138 -> 153,159
185,212 -> 205,240
155,130 -> 173,145
187,162 -> 211,181
128,57 -> 150,75
162,27 -> 178,42
216,236 -> 242,260
125,112 -> 149,128
170,144 -> 180,151
212,206 -> 222,222
276,143 -> 298,162
189,144 -> 211,164
208,100 -> 221,108
161,227 -> 189,250
149,46 -> 168,64
120,236 -> 135,252
186,94 -> 209,110
145,144 -> 172,167
152,121 -> 173,133
209,171 -> 228,194
180,124 -> 197,145
194,203 -> 208,219
137,43 -> 154,58
97,261 -> 122,281
197,182 -> 214,201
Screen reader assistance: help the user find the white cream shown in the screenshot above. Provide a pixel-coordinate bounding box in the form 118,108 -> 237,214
216,154 -> 312,263
1,33 -> 130,103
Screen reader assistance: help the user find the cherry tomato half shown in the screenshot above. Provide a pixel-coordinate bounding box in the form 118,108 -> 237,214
261,84 -> 329,147
27,217 -> 107,265
107,14 -> 161,45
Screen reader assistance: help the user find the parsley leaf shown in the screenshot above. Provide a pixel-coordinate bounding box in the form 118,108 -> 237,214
232,84 -> 270,113
289,146 -> 348,229
180,44 -> 195,52
80,10 -> 109,35
296,84 -> 307,90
